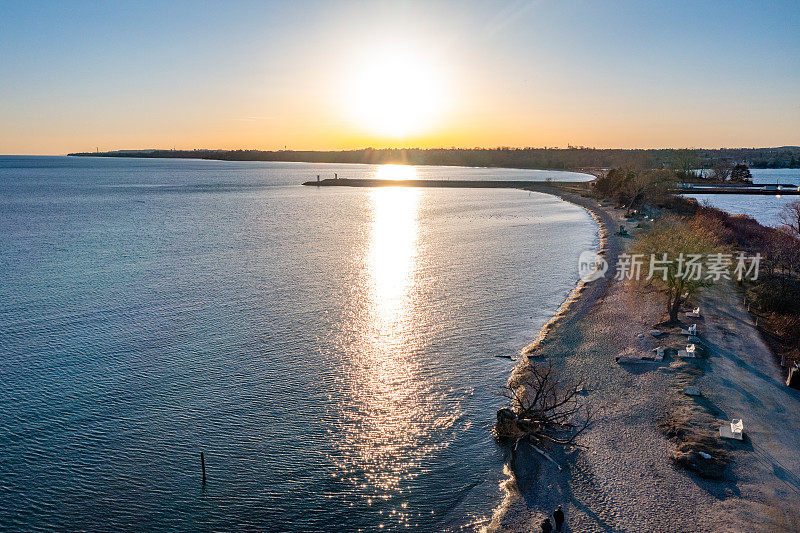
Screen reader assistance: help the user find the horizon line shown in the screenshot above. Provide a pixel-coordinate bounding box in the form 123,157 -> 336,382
64,144 -> 800,154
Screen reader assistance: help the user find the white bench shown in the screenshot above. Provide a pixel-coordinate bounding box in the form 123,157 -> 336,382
719,419 -> 743,440
678,344 -> 696,358
653,346 -> 665,361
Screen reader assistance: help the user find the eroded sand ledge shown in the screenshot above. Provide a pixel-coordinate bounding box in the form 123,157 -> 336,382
489,187 -> 800,532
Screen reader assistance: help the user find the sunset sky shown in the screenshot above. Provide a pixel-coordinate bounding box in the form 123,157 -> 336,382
1,0 -> 799,154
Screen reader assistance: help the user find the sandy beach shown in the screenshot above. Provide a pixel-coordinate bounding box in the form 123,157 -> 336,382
488,188 -> 800,532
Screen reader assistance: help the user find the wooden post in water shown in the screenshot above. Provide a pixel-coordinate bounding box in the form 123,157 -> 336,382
200,452 -> 206,484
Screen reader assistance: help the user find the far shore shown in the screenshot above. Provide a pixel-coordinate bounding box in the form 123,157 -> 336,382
64,152 -> 601,177
67,146 -> 800,173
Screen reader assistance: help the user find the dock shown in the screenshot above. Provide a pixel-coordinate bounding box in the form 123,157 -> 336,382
301,178 -> 587,189
676,184 -> 800,195
302,178 -> 800,195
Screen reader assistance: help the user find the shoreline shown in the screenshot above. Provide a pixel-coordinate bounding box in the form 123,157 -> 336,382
516,185 -> 617,357
483,186 -> 623,530
488,188 -> 800,531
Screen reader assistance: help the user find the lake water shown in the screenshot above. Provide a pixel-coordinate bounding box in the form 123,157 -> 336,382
683,168 -> 800,227
0,156 -> 596,531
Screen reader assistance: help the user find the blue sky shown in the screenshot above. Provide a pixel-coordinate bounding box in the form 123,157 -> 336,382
1,0 -> 798,153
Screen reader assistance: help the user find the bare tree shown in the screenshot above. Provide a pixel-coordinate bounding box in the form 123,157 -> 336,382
595,165 -> 674,214
708,159 -> 733,182
671,149 -> 701,180
779,200 -> 800,239
622,170 -> 653,216
496,362 -> 594,447
622,168 -> 674,216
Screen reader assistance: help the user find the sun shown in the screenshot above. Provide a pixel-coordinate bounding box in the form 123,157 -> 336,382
345,46 -> 445,138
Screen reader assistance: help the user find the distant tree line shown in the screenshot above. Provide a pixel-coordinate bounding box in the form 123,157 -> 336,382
69,146 -> 800,171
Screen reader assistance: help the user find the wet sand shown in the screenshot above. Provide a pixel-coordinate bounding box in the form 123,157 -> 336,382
488,188 -> 800,532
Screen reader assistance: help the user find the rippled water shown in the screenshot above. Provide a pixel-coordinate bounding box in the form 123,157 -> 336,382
683,168 -> 800,227
0,156 -> 596,531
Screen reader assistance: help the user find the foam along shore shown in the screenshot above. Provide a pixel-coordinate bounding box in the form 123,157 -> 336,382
487,193 -> 800,532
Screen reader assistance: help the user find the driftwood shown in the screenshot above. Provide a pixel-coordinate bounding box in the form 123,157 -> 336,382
496,361 -> 595,449
532,444 -> 563,471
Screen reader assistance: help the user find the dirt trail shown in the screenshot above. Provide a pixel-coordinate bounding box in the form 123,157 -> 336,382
488,191 -> 800,532
693,283 -> 800,531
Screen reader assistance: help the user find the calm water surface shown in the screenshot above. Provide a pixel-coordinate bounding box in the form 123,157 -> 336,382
684,168 -> 800,227
0,157 -> 596,531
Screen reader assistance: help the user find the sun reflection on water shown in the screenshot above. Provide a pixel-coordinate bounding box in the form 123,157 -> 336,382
369,187 -> 420,323
331,185 -> 460,527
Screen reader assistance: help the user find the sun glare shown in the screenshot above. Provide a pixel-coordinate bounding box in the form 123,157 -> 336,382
375,164 -> 417,181
345,47 -> 446,138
